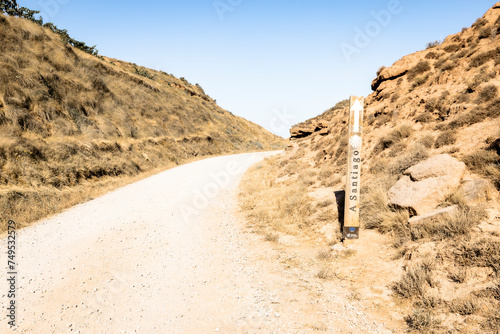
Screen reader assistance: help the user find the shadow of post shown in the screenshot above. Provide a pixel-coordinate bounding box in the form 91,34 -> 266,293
334,190 -> 345,235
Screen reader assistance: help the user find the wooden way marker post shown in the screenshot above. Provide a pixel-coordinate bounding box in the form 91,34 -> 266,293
343,96 -> 364,243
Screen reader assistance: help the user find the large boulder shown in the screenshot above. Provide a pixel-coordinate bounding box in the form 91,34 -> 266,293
404,154 -> 466,182
388,154 -> 466,216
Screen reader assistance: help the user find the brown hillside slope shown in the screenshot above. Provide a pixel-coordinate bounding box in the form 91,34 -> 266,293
241,3 -> 500,333
0,14 -> 284,231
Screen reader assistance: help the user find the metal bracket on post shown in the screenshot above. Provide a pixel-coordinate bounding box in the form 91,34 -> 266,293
343,96 -> 364,245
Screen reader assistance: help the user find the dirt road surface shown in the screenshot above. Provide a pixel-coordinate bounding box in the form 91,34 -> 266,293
1,152 -> 393,333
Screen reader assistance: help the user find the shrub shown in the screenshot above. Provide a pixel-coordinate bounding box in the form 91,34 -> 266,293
405,308 -> 438,332
462,149 -> 500,189
415,113 -> 434,123
377,124 -> 413,151
469,50 -> 495,69
476,84 -> 498,103
454,238 -> 500,274
391,92 -> 400,103
435,130 -> 457,148
478,27 -> 492,39
449,297 -> 479,315
408,61 -> 431,81
472,18 -> 488,29
410,74 -> 430,91
389,143 -> 429,175
376,66 -> 386,76
447,107 -> 487,129
417,134 -> 435,149
434,58 -> 447,69
392,259 -> 435,298
426,41 -> 441,49
443,44 -> 461,53
438,61 -> 456,72
425,51 -> 439,59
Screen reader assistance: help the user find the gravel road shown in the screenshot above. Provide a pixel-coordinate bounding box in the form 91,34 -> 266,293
1,152 -> 393,333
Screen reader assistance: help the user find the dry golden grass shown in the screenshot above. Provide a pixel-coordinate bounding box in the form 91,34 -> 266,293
0,15 -> 285,232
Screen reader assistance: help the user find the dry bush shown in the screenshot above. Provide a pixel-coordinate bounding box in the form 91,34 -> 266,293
443,44 -> 461,53
376,66 -> 386,76
410,204 -> 486,241
469,49 -> 496,69
446,107 -> 487,129
462,149 -> 500,188
454,238 -> 500,274
316,266 -> 332,280
405,308 -> 439,332
448,267 -> 467,283
416,134 -> 435,149
435,130 -> 457,148
415,112 -> 434,123
388,143 -> 429,175
392,258 -> 436,299
264,232 -> 280,242
375,124 -> 414,152
410,74 -> 430,91
478,26 -> 492,39
449,297 -> 479,316
476,84 -> 498,103
407,61 -> 431,81
316,249 -> 333,261
425,51 -> 439,59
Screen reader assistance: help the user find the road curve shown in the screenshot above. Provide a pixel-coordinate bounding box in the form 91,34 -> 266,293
1,152 -> 392,334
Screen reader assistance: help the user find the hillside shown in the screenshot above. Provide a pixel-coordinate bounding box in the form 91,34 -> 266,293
0,13 -> 284,231
240,3 -> 500,333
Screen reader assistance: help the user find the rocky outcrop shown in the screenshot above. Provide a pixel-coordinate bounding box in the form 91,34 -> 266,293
290,121 -> 328,139
371,66 -> 409,91
388,155 -> 466,216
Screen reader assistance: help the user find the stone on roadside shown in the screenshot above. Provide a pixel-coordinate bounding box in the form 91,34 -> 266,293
408,205 -> 459,227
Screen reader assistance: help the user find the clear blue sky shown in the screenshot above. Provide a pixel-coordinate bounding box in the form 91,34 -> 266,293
21,0 -> 497,137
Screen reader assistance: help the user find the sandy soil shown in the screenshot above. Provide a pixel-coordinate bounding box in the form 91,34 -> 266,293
1,152 -> 394,333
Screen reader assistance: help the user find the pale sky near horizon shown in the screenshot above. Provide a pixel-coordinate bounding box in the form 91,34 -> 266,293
20,0 -> 498,137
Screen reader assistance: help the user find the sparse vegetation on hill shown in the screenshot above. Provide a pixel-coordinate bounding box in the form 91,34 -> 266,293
240,3 -> 500,333
0,12 -> 284,232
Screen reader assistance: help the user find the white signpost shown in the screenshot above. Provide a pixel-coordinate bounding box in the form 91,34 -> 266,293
343,96 -> 364,242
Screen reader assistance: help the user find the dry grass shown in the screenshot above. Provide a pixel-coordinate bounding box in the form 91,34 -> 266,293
435,130 -> 457,148
240,156 -> 315,239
